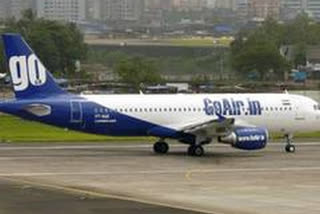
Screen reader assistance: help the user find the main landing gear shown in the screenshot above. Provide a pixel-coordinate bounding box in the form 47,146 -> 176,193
153,140 -> 169,154
285,134 -> 295,153
153,138 -> 209,157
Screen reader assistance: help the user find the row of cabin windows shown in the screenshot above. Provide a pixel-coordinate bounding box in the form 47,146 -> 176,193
314,104 -> 320,111
118,107 -> 203,113
94,106 -> 293,114
94,107 -> 204,114
262,106 -> 293,111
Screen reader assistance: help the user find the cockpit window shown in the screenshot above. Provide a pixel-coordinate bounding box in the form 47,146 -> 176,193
314,104 -> 320,111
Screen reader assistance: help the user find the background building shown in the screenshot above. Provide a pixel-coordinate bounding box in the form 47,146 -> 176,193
173,0 -> 207,11
236,0 -> 250,19
97,0 -> 144,22
0,1 -> 9,20
144,0 -> 173,10
206,0 -> 216,8
215,0 -> 237,10
36,0 -> 86,22
307,0 -> 320,19
0,0 -> 35,20
249,0 -> 281,19
281,0 -> 320,20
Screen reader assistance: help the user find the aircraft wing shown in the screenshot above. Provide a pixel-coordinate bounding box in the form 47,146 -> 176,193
178,115 -> 235,137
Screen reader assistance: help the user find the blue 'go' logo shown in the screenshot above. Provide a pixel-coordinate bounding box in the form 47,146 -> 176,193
9,54 -> 47,91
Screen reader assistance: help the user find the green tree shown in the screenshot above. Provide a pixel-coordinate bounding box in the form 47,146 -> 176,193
2,9 -> 87,76
114,57 -> 162,90
232,37 -> 289,80
293,42 -> 307,67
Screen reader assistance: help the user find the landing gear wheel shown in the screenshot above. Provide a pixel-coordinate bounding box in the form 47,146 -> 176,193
153,142 -> 169,154
285,144 -> 295,153
284,134 -> 295,153
188,145 -> 204,157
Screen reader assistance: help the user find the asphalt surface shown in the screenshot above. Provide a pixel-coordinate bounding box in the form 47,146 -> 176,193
0,142 -> 319,214
0,179 -> 201,214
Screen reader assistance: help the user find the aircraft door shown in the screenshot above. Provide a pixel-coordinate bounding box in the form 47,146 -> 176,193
294,98 -> 306,121
70,101 -> 83,123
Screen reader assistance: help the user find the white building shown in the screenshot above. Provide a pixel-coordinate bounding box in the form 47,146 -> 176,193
36,0 -> 86,22
281,0 -> 320,20
206,0 -> 217,8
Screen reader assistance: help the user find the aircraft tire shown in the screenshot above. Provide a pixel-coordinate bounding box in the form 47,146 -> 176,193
285,144 -> 295,153
188,145 -> 204,157
153,142 -> 169,154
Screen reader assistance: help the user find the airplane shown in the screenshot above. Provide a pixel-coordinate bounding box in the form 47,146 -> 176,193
1,33 -> 320,157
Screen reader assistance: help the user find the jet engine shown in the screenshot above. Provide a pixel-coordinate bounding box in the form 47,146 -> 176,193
218,127 -> 268,150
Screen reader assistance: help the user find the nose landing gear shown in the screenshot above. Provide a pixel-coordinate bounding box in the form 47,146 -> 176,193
285,134 -> 295,153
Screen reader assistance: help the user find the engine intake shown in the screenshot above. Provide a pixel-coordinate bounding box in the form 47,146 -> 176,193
218,127 -> 268,150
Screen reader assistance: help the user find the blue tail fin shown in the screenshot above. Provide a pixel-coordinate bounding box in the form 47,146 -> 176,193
2,33 -> 66,99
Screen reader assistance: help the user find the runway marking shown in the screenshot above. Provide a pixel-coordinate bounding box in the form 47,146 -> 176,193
0,167 -> 319,177
0,142 -> 319,151
185,170 -> 193,181
0,177 -> 223,214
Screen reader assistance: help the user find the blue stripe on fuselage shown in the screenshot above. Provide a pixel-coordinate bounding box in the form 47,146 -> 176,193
0,95 -> 194,143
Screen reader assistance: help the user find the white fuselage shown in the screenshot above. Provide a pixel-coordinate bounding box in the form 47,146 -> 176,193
82,93 -> 320,135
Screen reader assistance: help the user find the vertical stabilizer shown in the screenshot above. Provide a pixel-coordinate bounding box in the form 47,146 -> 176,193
2,33 -> 66,99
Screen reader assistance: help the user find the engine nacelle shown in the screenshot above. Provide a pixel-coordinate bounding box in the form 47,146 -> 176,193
218,128 -> 268,150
